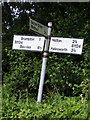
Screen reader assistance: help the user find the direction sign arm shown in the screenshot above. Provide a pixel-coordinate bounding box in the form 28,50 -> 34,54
29,17 -> 48,37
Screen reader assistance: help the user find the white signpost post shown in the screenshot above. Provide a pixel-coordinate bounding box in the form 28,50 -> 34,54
12,18 -> 84,103
37,22 -> 52,103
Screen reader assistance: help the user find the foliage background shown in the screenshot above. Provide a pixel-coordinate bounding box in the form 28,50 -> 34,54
2,2 -> 90,119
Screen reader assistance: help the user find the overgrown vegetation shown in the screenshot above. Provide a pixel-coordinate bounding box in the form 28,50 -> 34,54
2,2 -> 90,119
2,93 -> 88,119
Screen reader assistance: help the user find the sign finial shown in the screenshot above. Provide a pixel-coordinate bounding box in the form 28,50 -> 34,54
48,22 -> 52,27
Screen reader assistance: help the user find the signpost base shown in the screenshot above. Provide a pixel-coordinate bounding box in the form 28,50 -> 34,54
12,18 -> 84,103
37,57 -> 47,103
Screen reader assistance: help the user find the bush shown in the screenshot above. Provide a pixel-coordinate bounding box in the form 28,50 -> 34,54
2,93 -> 88,119
3,46 -> 89,98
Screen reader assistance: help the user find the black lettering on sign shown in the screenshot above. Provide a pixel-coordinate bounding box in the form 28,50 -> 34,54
21,37 -> 23,40
78,45 -> 81,48
37,46 -> 42,49
20,45 -> 25,48
31,25 -> 38,31
44,30 -> 46,35
26,46 -> 31,49
20,45 -> 31,49
51,47 -> 67,51
31,20 -> 37,26
38,23 -> 43,29
39,38 -> 41,41
72,44 -> 81,48
21,37 -> 34,41
52,39 -> 62,42
72,40 -> 77,43
71,48 -> 76,52
15,40 -> 23,44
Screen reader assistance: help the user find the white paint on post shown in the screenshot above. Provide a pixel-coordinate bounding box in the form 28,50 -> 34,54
37,22 -> 52,103
37,57 -> 47,103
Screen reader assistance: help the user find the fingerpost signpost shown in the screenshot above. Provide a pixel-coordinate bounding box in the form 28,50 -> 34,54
12,18 -> 84,103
